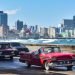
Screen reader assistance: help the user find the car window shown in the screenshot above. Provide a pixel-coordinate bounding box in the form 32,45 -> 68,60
53,47 -> 60,52
38,48 -> 43,54
43,47 -> 60,53
0,44 -> 10,49
33,51 -> 39,55
44,47 -> 53,53
11,43 -> 21,47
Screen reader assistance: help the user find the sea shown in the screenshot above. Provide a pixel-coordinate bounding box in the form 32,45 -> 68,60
0,38 -> 75,46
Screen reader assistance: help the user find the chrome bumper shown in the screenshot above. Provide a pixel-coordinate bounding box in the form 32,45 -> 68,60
49,60 -> 75,67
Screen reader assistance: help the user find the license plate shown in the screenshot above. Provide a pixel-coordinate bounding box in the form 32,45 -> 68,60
20,51 -> 25,53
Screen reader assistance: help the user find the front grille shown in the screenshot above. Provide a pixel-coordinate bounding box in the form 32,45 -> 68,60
55,60 -> 73,65
56,56 -> 72,60
0,51 -> 12,55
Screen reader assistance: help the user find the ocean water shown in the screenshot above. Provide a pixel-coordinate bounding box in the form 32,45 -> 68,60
0,38 -> 75,46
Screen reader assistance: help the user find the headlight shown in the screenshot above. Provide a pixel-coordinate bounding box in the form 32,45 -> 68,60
12,48 -> 17,51
20,51 -> 26,53
51,57 -> 57,61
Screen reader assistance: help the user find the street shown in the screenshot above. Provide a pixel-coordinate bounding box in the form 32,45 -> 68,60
0,57 -> 74,75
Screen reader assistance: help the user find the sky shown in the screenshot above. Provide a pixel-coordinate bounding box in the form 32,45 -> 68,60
0,0 -> 75,28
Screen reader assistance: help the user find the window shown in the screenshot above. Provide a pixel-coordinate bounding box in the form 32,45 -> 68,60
33,51 -> 39,55
43,47 -> 60,53
0,44 -> 10,49
53,47 -> 60,52
11,43 -> 21,47
44,47 -> 53,53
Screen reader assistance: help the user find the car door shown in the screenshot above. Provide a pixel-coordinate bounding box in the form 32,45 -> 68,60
31,50 -> 41,66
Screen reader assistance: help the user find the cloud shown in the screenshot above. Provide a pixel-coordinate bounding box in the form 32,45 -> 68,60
4,9 -> 20,15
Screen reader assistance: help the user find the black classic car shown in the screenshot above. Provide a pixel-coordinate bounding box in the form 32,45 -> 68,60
9,42 -> 29,56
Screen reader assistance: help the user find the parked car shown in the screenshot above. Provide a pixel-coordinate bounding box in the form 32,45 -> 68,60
0,42 -> 14,60
5,42 -> 29,56
19,46 -> 75,71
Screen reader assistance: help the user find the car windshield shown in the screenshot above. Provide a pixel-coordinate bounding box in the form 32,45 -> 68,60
0,44 -> 10,49
44,47 -> 60,53
11,43 -> 21,47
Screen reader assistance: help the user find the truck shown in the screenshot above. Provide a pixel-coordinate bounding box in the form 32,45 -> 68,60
19,46 -> 75,70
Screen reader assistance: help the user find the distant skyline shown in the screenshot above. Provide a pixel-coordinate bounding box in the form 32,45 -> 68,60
0,0 -> 75,28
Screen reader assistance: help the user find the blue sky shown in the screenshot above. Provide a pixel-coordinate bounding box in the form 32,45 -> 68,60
0,0 -> 75,28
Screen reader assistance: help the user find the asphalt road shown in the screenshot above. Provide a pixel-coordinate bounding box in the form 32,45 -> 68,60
0,57 -> 75,75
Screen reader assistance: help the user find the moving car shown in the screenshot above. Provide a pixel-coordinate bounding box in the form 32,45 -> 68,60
19,46 -> 75,70
0,42 -> 14,60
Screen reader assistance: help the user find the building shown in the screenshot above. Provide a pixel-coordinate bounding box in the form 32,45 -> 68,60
73,16 -> 75,28
0,11 -> 8,26
61,19 -> 73,30
73,29 -> 75,38
48,27 -> 57,38
15,20 -> 23,31
35,25 -> 38,33
8,29 -> 19,39
0,25 -> 8,38
19,28 -> 26,38
40,27 -> 49,38
61,29 -> 75,38
30,26 -> 34,33
23,24 -> 27,30
0,11 -> 9,38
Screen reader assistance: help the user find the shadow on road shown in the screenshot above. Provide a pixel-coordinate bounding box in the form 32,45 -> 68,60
0,69 -> 67,75
0,58 -> 69,75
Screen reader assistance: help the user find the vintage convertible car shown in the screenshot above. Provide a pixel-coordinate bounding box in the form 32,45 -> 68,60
19,46 -> 75,70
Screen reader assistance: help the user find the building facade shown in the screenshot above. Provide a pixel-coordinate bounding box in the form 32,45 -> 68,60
48,27 -> 57,38
61,19 -> 73,30
40,27 -> 49,38
15,20 -> 23,31
0,11 -> 9,38
0,11 -> 8,26
0,25 -> 8,38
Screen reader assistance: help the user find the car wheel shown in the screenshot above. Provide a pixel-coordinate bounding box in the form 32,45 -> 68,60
67,66 -> 72,71
44,61 -> 50,71
25,61 -> 31,68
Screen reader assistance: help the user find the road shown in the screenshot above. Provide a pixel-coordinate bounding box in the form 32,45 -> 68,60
0,57 -> 75,75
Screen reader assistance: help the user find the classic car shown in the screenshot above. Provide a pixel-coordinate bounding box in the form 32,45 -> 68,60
0,42 -> 14,60
1,42 -> 29,56
9,42 -> 29,56
19,46 -> 75,70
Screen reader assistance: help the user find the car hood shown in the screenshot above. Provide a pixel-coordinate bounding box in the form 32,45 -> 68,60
45,52 -> 73,60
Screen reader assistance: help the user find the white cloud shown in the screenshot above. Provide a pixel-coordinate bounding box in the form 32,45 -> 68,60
4,9 -> 20,15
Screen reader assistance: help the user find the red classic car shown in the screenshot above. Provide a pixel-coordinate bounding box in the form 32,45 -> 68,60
19,46 -> 75,70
